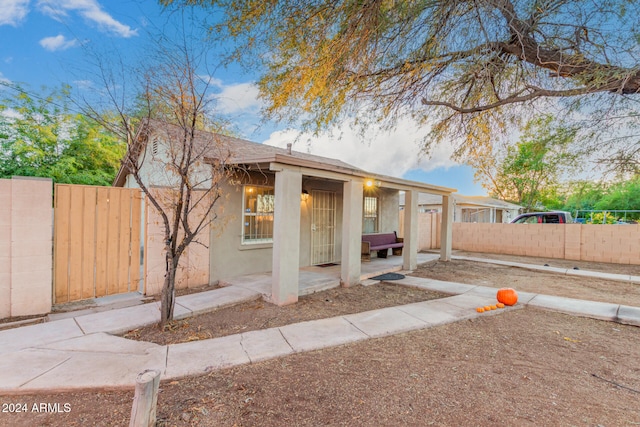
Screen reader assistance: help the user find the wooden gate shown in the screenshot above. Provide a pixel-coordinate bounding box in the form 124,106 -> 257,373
53,184 -> 142,304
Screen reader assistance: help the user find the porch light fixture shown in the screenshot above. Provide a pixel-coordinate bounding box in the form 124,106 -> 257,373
301,189 -> 309,202
365,179 -> 381,188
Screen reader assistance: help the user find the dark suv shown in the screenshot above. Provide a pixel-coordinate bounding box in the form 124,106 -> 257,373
510,211 -> 573,224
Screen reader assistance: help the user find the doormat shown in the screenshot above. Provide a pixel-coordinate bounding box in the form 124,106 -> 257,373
371,273 -> 405,281
316,263 -> 339,267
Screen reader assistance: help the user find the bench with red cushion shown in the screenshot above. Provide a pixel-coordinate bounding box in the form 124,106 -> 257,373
361,232 -> 404,260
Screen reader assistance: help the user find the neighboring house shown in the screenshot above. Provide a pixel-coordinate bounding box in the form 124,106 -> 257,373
115,121 -> 456,305
400,193 -> 521,223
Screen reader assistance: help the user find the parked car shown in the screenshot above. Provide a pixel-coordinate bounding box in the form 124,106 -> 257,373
510,211 -> 574,224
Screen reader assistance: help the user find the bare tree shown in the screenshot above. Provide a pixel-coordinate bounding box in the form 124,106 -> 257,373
79,22 -> 233,327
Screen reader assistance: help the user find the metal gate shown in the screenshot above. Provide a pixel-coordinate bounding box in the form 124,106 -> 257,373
311,190 -> 336,265
53,184 -> 142,304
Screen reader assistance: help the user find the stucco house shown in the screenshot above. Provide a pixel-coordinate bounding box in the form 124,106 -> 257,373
400,193 -> 521,223
115,121 -> 456,305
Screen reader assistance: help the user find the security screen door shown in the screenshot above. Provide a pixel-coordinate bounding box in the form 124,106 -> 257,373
311,190 -> 336,265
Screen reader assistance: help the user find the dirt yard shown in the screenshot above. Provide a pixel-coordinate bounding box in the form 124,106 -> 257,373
2,254 -> 640,426
415,251 -> 640,306
124,283 -> 446,345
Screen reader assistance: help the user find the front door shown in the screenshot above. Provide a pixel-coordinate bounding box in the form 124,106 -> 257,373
311,190 -> 336,265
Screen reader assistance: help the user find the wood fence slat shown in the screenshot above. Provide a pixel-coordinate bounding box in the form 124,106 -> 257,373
53,185 -> 71,304
94,187 -> 110,298
130,191 -> 142,293
68,187 -> 84,302
81,187 -> 97,300
118,189 -> 132,294
107,188 -> 121,295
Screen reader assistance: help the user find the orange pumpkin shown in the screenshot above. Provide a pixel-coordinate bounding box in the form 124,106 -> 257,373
496,302 -> 505,309
476,307 -> 485,313
497,288 -> 518,306
484,306 -> 491,311
490,305 -> 497,310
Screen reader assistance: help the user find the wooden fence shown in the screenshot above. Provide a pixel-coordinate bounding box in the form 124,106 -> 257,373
53,184 -> 142,304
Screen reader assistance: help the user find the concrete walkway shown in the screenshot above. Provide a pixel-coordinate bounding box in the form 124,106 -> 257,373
1,262 -> 639,394
452,255 -> 640,284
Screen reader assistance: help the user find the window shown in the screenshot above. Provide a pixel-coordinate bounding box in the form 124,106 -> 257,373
243,186 -> 274,243
363,196 -> 379,234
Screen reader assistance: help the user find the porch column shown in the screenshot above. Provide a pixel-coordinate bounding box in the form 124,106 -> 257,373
341,179 -> 363,287
271,168 -> 302,305
440,194 -> 453,261
402,190 -> 419,270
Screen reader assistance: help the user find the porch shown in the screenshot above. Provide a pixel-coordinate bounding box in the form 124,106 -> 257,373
220,252 -> 439,300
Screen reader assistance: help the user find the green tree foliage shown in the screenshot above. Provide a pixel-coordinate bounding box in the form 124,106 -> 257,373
563,181 -> 607,212
0,86 -> 125,185
470,115 -> 578,210
163,0 -> 640,168
595,177 -> 640,211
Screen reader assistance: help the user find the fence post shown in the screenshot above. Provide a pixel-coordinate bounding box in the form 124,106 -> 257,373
129,369 -> 161,427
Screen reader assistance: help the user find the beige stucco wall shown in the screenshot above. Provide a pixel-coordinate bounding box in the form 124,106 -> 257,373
378,188 -> 400,233
0,177 -> 53,319
210,175 -> 350,282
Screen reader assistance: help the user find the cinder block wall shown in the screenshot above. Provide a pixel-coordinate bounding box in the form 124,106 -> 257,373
400,211 -> 640,265
0,177 -> 53,319
0,180 -> 11,318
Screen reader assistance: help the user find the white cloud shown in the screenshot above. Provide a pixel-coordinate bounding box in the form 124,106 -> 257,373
37,0 -> 137,37
0,0 -> 29,26
0,72 -> 10,84
263,118 -> 458,177
213,82 -> 262,115
39,34 -> 78,51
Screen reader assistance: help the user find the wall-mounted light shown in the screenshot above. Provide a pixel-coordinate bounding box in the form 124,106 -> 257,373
365,179 -> 381,188
301,189 -> 309,202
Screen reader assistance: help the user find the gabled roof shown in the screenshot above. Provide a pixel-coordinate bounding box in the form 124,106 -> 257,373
114,119 -> 456,195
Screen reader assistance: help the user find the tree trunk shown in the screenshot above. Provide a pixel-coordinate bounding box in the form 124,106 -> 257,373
159,253 -> 178,328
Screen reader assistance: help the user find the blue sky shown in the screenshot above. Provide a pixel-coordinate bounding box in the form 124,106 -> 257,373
0,0 -> 487,195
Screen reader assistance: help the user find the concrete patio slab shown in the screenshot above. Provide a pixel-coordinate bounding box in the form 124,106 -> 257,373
279,316 -> 369,353
240,328 -> 294,363
0,349 -> 71,391
38,332 -> 161,355
565,269 -> 630,281
616,305 -> 640,327
529,265 -> 569,275
221,273 -> 272,296
393,276 -> 439,287
527,295 -> 620,321
165,334 -> 250,379
0,318 -> 84,354
396,300 -> 467,326
344,307 -> 428,338
517,291 -> 538,304
164,300 -> 193,320
21,346 -> 167,391
396,278 -> 476,295
176,286 -> 261,315
74,303 -> 160,335
464,286 -> 500,299
441,293 -> 497,310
